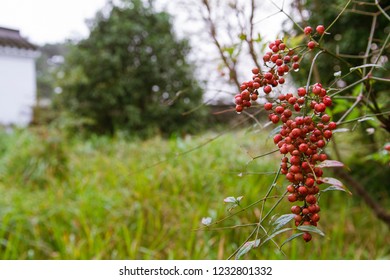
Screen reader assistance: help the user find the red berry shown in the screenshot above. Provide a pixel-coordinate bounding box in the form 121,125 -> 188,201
307,41 -> 316,49
271,115 -> 280,124
283,109 -> 292,118
297,87 -> 306,97
314,103 -> 326,113
302,207 -> 310,215
323,130 -> 332,139
303,232 -> 312,242
291,205 -> 301,215
263,85 -> 272,94
287,185 -> 295,193
323,96 -> 332,107
290,156 -> 301,165
304,26 -> 313,35
283,55 -> 291,63
275,106 -> 285,114
236,105 -> 243,113
306,194 -> 317,204
328,122 -> 337,130
273,134 -> 283,144
321,114 -> 330,123
316,25 -> 325,35
311,213 -> 320,222
252,67 -> 260,74
288,193 -> 298,202
299,143 -> 309,153
298,186 -> 308,195
264,103 -> 273,111
294,214 -> 303,223
305,177 -> 315,187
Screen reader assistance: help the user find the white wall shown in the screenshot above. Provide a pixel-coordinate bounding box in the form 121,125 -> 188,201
0,52 -> 37,126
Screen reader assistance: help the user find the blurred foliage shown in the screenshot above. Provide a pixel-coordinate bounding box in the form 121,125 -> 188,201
0,129 -> 389,259
55,0 -> 207,137
0,127 -> 68,189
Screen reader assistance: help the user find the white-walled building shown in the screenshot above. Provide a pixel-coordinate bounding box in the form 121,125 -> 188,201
0,27 -> 39,126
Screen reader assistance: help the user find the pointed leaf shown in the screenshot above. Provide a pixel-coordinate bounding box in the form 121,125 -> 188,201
316,160 -> 344,168
235,239 -> 260,260
333,128 -> 350,133
297,225 -> 325,236
224,197 -> 236,203
334,71 -> 342,77
201,217 -> 212,226
272,214 -> 295,232
280,232 -> 304,248
263,228 -> 293,244
358,117 -> 375,123
322,185 -> 352,195
320,177 -> 344,186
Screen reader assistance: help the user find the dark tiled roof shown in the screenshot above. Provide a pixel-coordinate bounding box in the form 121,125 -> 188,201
0,27 -> 37,50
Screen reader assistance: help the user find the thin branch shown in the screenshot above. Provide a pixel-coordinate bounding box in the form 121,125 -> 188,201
336,93 -> 364,124
320,0 -> 353,43
375,0 -> 390,21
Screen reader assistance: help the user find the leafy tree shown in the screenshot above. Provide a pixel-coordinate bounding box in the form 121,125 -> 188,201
56,0 -> 206,136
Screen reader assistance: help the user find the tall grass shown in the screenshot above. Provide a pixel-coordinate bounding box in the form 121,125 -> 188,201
0,128 -> 389,259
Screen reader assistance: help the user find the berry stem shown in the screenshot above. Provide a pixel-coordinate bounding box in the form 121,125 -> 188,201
304,50 -> 325,116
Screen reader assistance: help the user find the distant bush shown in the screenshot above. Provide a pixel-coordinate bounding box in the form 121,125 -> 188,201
56,0 -> 207,137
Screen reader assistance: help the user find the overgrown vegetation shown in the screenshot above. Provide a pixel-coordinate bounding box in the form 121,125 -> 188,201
0,128 -> 389,259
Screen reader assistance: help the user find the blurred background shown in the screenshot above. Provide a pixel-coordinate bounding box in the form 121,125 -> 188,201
0,0 -> 389,259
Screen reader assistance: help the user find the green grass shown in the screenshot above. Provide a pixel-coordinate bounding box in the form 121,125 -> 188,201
0,128 -> 389,259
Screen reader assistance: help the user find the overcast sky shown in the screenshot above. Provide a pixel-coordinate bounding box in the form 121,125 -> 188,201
0,0 -> 287,45
0,0 -> 108,45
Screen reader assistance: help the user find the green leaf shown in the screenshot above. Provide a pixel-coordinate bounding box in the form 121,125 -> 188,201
319,177 -> 344,186
333,128 -> 350,133
280,232 -> 304,248
263,228 -> 293,244
319,177 -> 352,195
322,185 -> 352,195
201,217 -> 212,226
239,33 -> 247,41
224,197 -> 236,203
297,225 -> 325,236
316,160 -> 344,168
272,214 -> 295,232
358,117 -> 375,123
235,239 -> 261,260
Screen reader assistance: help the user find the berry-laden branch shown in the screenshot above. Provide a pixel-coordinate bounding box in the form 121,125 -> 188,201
234,26 -> 342,243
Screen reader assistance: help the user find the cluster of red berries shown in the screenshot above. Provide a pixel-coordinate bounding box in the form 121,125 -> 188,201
264,83 -> 336,242
234,39 -> 301,113
235,27 -> 333,242
304,25 -> 325,50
